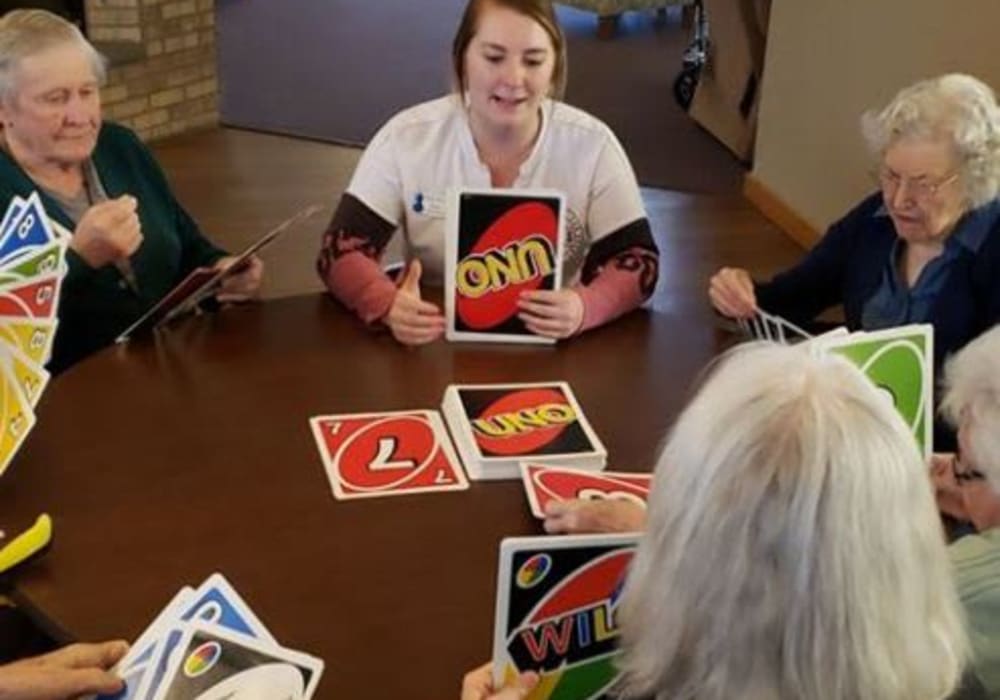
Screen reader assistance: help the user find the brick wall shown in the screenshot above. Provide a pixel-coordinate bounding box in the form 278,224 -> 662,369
86,0 -> 218,141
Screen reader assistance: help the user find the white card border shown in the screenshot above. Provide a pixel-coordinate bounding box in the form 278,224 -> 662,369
309,409 -> 470,500
444,187 -> 566,345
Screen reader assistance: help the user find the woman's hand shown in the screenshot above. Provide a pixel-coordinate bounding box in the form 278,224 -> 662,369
708,267 -> 757,319
385,260 -> 445,345
215,255 -> 264,302
70,196 -> 142,268
517,289 -> 584,339
0,640 -> 129,700
543,499 -> 647,535
461,663 -> 538,700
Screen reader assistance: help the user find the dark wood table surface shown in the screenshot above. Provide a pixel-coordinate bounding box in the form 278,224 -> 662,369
0,293 -> 725,698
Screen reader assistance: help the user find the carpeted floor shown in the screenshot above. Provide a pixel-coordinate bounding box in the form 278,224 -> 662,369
216,1 -> 744,194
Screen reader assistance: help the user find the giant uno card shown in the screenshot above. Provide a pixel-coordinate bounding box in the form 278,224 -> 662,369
520,463 -> 652,520
492,534 -> 639,700
812,324 -> 933,459
310,410 -> 469,500
445,188 -> 565,344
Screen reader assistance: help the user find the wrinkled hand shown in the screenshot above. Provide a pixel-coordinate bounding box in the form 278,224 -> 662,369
929,453 -> 1000,531
70,196 -> 142,268
385,260 -> 445,345
708,267 -> 757,319
517,289 -> 584,339
930,453 -> 967,521
215,254 -> 264,302
461,663 -> 538,700
0,640 -> 128,700
543,498 -> 646,534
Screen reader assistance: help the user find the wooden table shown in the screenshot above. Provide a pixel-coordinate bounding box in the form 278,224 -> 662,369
0,294 -> 723,698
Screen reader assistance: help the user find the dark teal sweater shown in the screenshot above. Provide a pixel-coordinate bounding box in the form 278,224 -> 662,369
0,122 -> 226,373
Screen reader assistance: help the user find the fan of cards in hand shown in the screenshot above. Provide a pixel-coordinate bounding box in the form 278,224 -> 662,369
0,192 -> 68,477
736,309 -> 812,344
96,573 -> 324,700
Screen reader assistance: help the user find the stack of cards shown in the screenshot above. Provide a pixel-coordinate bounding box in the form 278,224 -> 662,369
442,382 -> 606,480
0,192 -> 68,477
491,534 -> 639,700
310,410 -> 469,500
98,573 -> 324,700
809,324 -> 933,459
445,188 -> 565,344
519,463 -> 652,520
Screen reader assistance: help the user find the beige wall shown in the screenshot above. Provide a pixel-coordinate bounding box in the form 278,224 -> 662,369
752,0 -> 1000,233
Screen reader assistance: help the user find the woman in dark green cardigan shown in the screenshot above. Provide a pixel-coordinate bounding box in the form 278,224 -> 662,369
0,10 -> 263,372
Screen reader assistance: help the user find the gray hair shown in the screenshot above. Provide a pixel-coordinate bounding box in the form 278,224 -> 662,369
616,342 -> 967,700
941,325 -> 1000,490
0,9 -> 107,105
861,74 -> 1000,208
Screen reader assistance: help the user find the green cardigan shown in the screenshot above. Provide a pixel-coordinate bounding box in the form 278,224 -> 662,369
951,528 -> 1000,698
0,122 -> 226,372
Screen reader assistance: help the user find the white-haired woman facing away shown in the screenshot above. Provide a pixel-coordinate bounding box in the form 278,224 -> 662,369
614,343 -> 967,700
935,324 -> 1000,697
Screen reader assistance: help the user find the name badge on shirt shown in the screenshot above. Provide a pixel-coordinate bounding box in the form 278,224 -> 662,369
411,191 -> 446,219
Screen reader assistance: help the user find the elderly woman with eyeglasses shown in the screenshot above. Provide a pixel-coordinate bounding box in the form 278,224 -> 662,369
709,74 -> 1000,382
0,10 -> 263,372
931,324 -> 1000,698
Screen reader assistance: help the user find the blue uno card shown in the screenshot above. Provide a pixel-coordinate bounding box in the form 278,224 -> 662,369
0,196 -> 26,238
0,193 -> 56,266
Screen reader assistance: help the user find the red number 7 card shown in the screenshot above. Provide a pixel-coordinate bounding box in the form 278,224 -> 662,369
309,410 -> 469,500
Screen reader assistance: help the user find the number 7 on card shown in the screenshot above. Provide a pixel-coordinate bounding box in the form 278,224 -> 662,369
309,411 -> 469,500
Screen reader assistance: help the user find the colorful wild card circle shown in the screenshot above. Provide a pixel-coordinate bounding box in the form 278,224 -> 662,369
184,642 -> 222,678
517,554 -> 552,589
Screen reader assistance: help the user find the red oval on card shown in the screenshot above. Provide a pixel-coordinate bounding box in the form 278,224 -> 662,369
472,388 -> 574,455
456,202 -> 558,329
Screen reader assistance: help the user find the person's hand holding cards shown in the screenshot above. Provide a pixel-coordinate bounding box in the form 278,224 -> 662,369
69,195 -> 142,269
708,266 -> 758,319
0,640 -> 129,700
516,288 -> 584,339
542,498 -> 646,534
385,259 -> 446,345
461,663 -> 538,700
213,254 -> 264,302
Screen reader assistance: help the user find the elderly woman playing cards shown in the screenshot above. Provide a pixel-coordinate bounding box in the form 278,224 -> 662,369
317,0 -> 658,345
0,10 -> 262,372
933,324 -> 1000,697
710,74 -> 1000,373
467,342 -> 971,700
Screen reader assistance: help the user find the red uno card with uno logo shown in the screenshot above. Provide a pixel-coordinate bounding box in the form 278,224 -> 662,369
520,463 -> 653,519
309,410 -> 469,500
492,534 -> 639,699
445,188 -> 565,344
442,382 -> 606,480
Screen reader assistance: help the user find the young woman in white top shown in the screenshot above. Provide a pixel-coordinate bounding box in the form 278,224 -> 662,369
316,0 -> 658,345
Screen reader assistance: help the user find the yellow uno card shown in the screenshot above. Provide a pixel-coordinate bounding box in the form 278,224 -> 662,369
0,359 -> 35,477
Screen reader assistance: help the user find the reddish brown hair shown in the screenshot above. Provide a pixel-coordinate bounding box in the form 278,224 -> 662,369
451,0 -> 567,99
